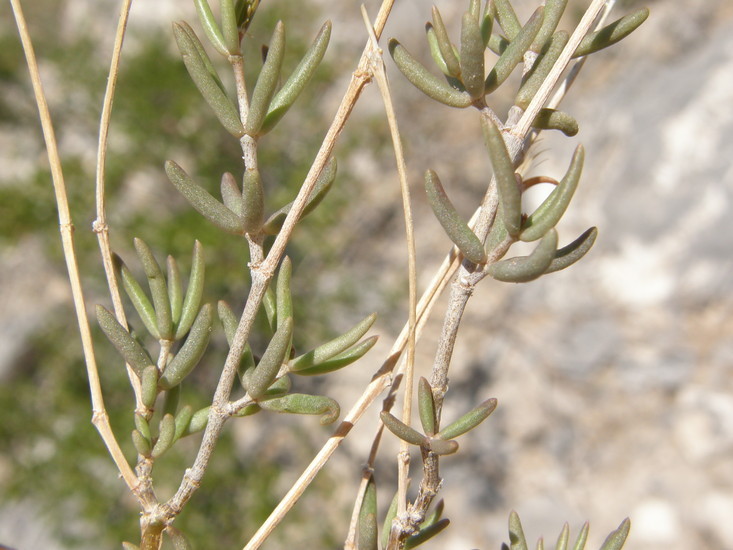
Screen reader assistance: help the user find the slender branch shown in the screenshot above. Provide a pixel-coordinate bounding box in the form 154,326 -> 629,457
9,0 -> 142,502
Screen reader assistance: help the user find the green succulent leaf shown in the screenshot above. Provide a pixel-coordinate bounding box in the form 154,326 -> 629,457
173,404 -> 194,441
417,377 -> 437,436
246,21 -> 286,136
405,518 -> 450,549
159,303 -> 214,390
358,475 -> 378,550
261,20 -> 332,134
436,397 -> 497,440
488,228 -> 558,282
134,413 -> 151,441
599,518 -> 630,550
151,413 -> 176,458
217,300 -> 238,345
382,492 -> 399,549
485,7 -> 544,94
572,522 -> 590,550
532,108 -> 578,136
132,429 -> 152,457
555,523 -> 570,550
220,172 -> 243,217
431,6 -> 461,78
193,0 -> 228,56
242,168 -> 265,234
531,0 -> 568,52
165,160 -> 245,234
141,365 -> 159,409
291,335 -> 378,376
492,0 -> 521,40
262,157 -> 337,235
424,169 -> 487,264
481,9 -> 494,47
427,438 -> 459,455
488,33 -> 510,56
426,24 -> 451,77
96,305 -> 154,377
573,8 -> 649,58
172,22 -> 244,137
380,411 -> 426,446
460,11 -> 486,99
262,285 -> 277,331
259,393 -> 340,424
389,39 -> 473,108
185,407 -> 210,436
516,31 -> 569,110
220,0 -> 240,55
134,238 -> 172,340
545,226 -> 597,274
114,255 -> 159,339
162,384 -> 180,418
167,255 -> 183,327
521,145 -> 584,242
276,257 -> 293,333
247,317 -> 292,400
291,312 -> 376,371
485,120 -> 521,238
174,240 -> 205,340
509,510 -> 529,550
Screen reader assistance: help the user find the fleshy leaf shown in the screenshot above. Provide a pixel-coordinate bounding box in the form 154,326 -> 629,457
555,523 -> 570,550
247,317 -> 292,400
259,393 -> 340,424
96,305 -> 154,377
174,240 -> 205,340
389,39 -> 473,108
380,411 -> 426,446
165,160 -> 245,234
220,172 -> 243,217
173,405 -> 193,441
428,438 -> 459,455
532,108 -> 578,136
246,21 -> 285,136
545,226 -> 597,274
460,11 -> 486,99
405,518 -> 450,549
531,0 -> 568,52
141,365 -> 158,409
220,0 -> 240,55
290,335 -> 377,376
151,413 -> 176,458
425,169 -> 487,264
358,475 -> 378,550
493,0 -> 521,40
516,31 -> 569,109
573,9 -> 649,58
132,429 -> 151,457
485,121 -> 521,237
115,255 -> 159,339
167,256 -> 183,327
193,0 -> 228,55
599,518 -> 630,550
431,6 -> 461,77
572,522 -> 590,550
242,168 -> 265,234
134,238 -> 172,340
417,377 -> 436,436
509,511 -> 530,550
488,228 -> 558,282
436,397 -> 497,440
159,304 -> 214,390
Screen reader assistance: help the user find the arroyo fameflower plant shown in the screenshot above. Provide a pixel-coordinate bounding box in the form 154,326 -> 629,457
8,0 -> 647,548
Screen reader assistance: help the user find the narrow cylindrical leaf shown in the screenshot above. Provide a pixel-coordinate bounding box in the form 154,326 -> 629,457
173,22 -> 244,137
165,161 -> 245,234
573,8 -> 649,58
488,228 -> 558,282
485,121 -> 521,237
436,397 -> 497,440
193,0 -> 228,55
220,0 -> 241,54
96,305 -> 154,376
532,108 -> 578,136
389,40 -> 473,108
186,406 -> 210,436
426,24 -> 450,76
545,226 -> 597,274
134,238 -> 172,340
246,21 -> 286,136
220,172 -> 243,217
262,20 -> 332,134
488,33 -> 510,55
572,522 -> 590,550
291,312 -> 377,371
167,256 -> 183,326
516,31 -> 568,110
422,500 -> 445,529
152,413 -> 176,458
555,523 -> 570,550
481,10 -> 494,47
382,492 -> 399,549
417,377 -> 436,436
162,384 -> 180,417
509,511 -> 529,550
276,257 -> 293,332
174,240 -> 205,340
405,519 -> 450,549
263,286 -> 277,332
166,526 -> 192,550
262,157 -> 337,235
485,7 -> 544,94
217,300 -> 238,345
115,255 -> 159,339
259,393 -> 340,424
531,0 -> 567,52
358,475 -> 378,550
431,7 -> 461,78
248,317 -> 292,399
380,411 -> 426,446
425,169 -> 487,264
159,303 -> 214,390
521,145 -> 584,242
173,404 -> 194,441
537,538 -> 545,550
428,438 -> 459,456
493,0 -> 521,39
141,365 -> 159,409
291,335 -> 378,376
599,518 -> 631,550
460,11 -> 486,99
246,372 -> 291,397
134,413 -> 151,441
242,168 -> 265,234
132,429 -> 152,457
177,22 -> 228,93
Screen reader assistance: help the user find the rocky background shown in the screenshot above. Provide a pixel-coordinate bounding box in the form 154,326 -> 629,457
1,0 -> 732,548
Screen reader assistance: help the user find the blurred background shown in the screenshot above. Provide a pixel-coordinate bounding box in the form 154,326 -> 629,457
1,0 -> 732,548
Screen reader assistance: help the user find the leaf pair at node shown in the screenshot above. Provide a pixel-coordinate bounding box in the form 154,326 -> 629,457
503,511 -> 630,550
380,377 -> 497,456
